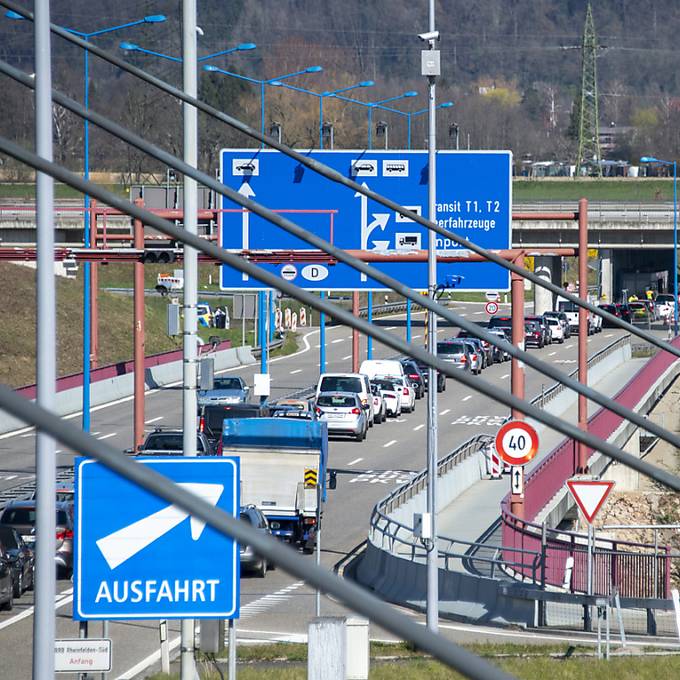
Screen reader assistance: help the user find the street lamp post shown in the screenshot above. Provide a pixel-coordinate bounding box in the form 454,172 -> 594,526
267,80 -> 374,148
405,101 -> 453,149
6,11 -> 168,434
641,156 -> 678,335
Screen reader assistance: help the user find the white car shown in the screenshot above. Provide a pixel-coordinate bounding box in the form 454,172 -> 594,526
388,375 -> 416,413
315,373 -> 374,426
371,378 -> 402,417
370,384 -> 387,424
545,317 -> 565,344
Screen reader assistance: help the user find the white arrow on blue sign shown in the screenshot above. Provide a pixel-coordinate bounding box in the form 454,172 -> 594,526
74,457 -> 240,620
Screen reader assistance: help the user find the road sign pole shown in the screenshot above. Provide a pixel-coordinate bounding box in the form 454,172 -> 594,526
367,293 -> 373,359
352,292 -> 360,372
182,1 -> 199,677
133,199 -> 145,451
425,0 -> 439,634
406,298 -> 412,343
33,1 -> 57,675
578,199 -> 589,473
320,292 -> 326,373
510,264 -> 525,517
259,291 -> 267,373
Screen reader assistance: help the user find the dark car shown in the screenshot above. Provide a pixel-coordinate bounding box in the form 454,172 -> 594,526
614,303 -> 632,323
525,315 -> 551,346
0,500 -> 74,577
0,542 -> 13,611
524,321 -> 543,348
137,429 -> 212,456
457,328 -> 494,366
413,358 -> 446,393
598,303 -> 624,328
239,505 -> 273,578
0,525 -> 34,597
400,358 -> 426,399
200,403 -> 270,447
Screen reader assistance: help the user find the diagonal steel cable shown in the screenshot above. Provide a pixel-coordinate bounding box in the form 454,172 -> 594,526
1,0 -> 679,360
2,134 -> 680,495
0,383 -> 515,680
2,58 -> 680,463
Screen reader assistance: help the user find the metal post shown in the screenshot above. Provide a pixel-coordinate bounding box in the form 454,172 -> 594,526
320,292 -> 326,373
133,200 -> 145,451
82,38 -> 92,433
315,483 -> 321,617
33,1 -> 57,677
406,297 -> 412,343
318,97 -> 323,149
673,162 -> 678,336
367,293 -> 373,359
368,107 -> 373,150
101,620 -> 109,680
269,291 -> 275,342
578,198 -> 589,472
259,292 -> 267,373
260,82 -> 265,149
228,619 -> 237,678
90,200 -> 99,368
181,1 -> 199,678
352,292 -> 360,372
384,123 -> 389,150
425,0 -> 439,634
241,295 -> 246,347
587,523 -> 594,596
407,113 -> 412,150
159,620 -> 170,675
79,620 -> 89,680
510,266 -> 525,518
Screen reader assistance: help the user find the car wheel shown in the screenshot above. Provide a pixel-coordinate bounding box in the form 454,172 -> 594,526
356,429 -> 365,442
437,382 -> 444,393
256,559 -> 267,578
27,567 -> 34,591
2,588 -> 13,611
13,572 -> 22,598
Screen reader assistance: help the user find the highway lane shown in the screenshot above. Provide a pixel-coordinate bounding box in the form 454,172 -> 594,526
0,303 -> 636,676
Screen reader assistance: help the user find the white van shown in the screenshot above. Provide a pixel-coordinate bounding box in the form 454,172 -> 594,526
315,373 -> 374,426
359,359 -> 405,381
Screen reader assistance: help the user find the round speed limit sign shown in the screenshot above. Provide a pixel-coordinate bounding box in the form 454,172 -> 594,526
495,420 -> 539,466
485,301 -> 499,315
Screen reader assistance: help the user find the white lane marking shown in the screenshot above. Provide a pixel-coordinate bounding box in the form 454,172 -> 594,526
473,311 -> 484,315
346,336 -> 354,340
342,355 -> 352,360
548,351 -> 557,356
565,343 -> 574,349
439,409 -> 450,416
91,432 -> 101,436
394,418 -> 406,423
289,369 -> 302,375
238,581 -> 305,620
0,588 -> 73,632
384,440 -> 397,448
145,416 -> 163,424
605,333 -> 613,338
348,457 -> 363,466
462,395 -> 472,401
385,326 -> 397,330
459,313 -> 467,317
20,433 -> 34,438
413,424 -> 425,431
500,374 -> 509,380
116,636 -> 182,680
97,433 -> 117,441
332,339 -> 344,344
4,475 -> 16,481
412,334 -> 422,339
315,344 -> 321,349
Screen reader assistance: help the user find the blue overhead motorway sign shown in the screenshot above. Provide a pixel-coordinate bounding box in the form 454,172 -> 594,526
218,149 -> 512,291
74,457 -> 240,620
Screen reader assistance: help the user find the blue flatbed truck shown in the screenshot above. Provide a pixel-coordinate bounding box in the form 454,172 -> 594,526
220,418 -> 332,552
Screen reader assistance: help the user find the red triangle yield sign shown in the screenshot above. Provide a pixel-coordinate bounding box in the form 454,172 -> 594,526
566,479 -> 615,524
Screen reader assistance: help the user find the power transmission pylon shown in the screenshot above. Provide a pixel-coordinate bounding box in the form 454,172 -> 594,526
576,4 -> 602,176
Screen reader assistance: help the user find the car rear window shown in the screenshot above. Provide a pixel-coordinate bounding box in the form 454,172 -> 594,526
213,378 -> 242,390
1,508 -> 69,526
317,395 -> 357,407
437,342 -> 465,354
0,527 -> 18,549
319,376 -> 362,393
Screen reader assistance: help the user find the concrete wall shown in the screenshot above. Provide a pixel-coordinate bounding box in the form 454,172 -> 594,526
1,344 -> 256,435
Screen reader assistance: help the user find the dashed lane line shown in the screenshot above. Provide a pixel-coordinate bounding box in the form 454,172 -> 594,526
500,374 -> 509,380
439,409 -> 450,416
548,351 -> 557,356
342,354 -> 352,360
145,416 -> 163,424
384,440 -> 397,448
462,395 -> 472,401
97,433 -> 117,441
289,369 -> 302,375
412,334 -> 422,339
348,457 -> 363,466
332,339 -> 344,344
413,424 -> 425,431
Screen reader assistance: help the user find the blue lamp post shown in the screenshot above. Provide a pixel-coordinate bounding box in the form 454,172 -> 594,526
268,80 -> 374,148
119,40 -> 256,64
202,64 -> 322,142
6,11 -> 167,432
641,156 -> 678,336
405,101 -> 454,150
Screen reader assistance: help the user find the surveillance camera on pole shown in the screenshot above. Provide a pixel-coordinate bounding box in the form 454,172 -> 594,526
418,30 -> 439,42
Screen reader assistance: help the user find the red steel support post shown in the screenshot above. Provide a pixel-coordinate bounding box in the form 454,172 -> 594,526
578,198 -> 589,472
352,292 -> 360,373
89,199 -> 99,369
133,198 -> 145,451
510,264 -> 525,518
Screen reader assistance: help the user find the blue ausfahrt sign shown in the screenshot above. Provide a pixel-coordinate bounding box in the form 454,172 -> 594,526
74,457 -> 240,620
218,149 -> 512,291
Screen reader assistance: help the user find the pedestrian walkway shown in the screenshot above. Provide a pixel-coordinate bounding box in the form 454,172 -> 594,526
436,357 -> 650,571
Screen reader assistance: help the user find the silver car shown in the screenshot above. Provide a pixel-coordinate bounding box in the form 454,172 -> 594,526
315,392 -> 369,441
436,340 -> 471,373
197,376 -> 249,408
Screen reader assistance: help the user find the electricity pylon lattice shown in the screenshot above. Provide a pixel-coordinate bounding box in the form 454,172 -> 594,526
576,4 -> 602,176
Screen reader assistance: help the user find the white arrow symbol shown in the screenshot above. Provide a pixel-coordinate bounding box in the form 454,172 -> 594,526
238,182 -> 255,281
95,483 -> 224,570
355,183 -> 390,281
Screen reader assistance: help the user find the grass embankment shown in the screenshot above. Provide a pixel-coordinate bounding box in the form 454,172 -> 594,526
513,178 -> 674,202
145,642 -> 680,679
0,262 -> 288,388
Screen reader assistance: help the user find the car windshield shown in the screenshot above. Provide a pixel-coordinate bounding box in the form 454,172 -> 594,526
0,526 -> 18,549
212,378 -> 243,390
437,342 -> 465,354
319,376 -> 362,393
317,395 -> 358,408
143,434 -> 206,452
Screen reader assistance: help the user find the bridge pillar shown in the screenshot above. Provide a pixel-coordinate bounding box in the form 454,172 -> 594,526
533,256 -> 561,314
600,249 -> 614,302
